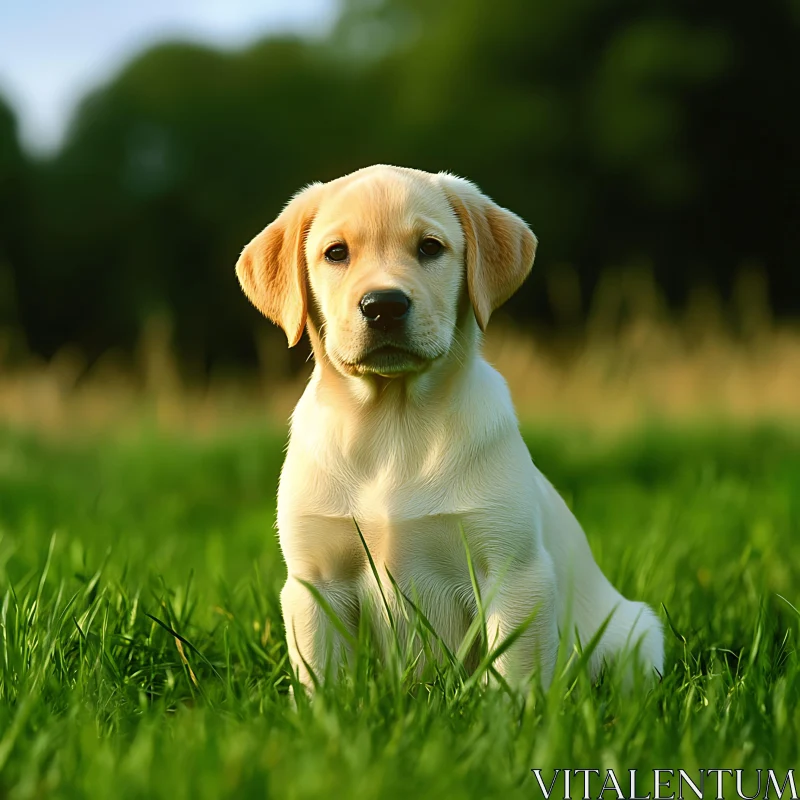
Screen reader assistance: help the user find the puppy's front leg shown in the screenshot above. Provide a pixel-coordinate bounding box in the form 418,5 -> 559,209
483,554 -> 559,691
280,574 -> 357,691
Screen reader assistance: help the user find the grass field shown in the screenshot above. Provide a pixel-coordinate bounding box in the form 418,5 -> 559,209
0,421 -> 799,798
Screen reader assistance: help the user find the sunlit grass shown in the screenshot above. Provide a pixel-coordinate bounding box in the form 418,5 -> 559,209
0,423 -> 798,798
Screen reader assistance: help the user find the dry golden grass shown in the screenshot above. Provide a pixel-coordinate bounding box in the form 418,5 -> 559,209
486,320 -> 800,430
1,268 -> 798,435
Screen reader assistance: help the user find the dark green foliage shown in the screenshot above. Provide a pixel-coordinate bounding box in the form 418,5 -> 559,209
1,0 -> 799,368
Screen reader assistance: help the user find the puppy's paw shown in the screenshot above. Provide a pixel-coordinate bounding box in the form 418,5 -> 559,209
610,600 -> 664,690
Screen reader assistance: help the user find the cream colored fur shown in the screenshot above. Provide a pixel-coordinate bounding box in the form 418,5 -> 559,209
236,164 -> 664,692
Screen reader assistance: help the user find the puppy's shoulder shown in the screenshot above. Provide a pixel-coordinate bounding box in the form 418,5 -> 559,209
454,356 -> 519,436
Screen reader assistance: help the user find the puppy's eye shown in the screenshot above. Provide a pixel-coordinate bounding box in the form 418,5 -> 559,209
419,238 -> 443,257
325,244 -> 349,263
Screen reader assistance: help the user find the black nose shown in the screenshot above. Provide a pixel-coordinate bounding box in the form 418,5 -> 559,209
359,290 -> 411,330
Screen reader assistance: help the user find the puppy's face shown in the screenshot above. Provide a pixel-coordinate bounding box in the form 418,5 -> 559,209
236,165 -> 538,380
305,172 -> 465,377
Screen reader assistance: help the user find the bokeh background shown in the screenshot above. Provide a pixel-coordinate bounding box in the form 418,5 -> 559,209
1,0 -> 798,430
1,6 -> 800,795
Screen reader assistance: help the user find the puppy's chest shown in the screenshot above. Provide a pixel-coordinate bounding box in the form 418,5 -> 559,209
351,459 -> 455,520
287,438 -> 472,520
280,454 -> 493,583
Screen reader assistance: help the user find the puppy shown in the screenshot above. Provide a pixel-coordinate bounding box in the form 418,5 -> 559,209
236,164 -> 664,692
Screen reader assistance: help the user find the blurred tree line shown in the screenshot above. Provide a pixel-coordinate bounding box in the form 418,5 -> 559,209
0,0 -> 798,374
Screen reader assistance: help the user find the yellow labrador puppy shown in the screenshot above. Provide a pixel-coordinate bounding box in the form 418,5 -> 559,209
236,164 -> 663,692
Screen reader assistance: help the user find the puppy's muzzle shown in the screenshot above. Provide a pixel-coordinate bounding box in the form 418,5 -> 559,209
359,290 -> 411,332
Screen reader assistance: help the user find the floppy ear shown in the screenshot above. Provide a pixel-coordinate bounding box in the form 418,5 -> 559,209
438,174 -> 537,331
235,183 -> 322,347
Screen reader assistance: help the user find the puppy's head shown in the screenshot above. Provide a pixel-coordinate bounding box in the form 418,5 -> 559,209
236,165 -> 537,378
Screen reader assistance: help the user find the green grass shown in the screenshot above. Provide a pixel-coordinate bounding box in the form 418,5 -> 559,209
0,422 -> 799,799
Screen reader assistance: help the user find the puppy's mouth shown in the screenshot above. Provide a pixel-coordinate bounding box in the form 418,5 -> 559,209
343,345 -> 431,376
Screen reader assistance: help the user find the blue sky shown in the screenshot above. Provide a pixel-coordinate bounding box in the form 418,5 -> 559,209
0,0 -> 336,153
